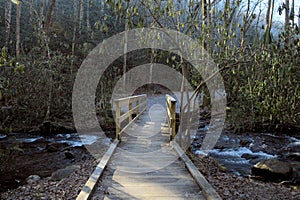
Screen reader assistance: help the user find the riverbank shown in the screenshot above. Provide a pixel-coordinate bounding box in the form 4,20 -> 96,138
0,156 -> 98,199
192,125 -> 300,177
188,152 -> 300,199
1,148 -> 299,200
0,132 -> 110,192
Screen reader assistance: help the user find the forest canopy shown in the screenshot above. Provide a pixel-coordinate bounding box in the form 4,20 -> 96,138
0,0 -> 299,133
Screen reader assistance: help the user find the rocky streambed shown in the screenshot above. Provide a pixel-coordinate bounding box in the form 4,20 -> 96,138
192,124 -> 300,183
0,132 -> 111,192
0,117 -> 299,195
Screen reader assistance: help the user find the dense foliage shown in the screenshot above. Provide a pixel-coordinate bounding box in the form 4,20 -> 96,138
0,0 -> 299,133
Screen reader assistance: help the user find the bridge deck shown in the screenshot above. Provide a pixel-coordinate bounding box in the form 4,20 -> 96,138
91,106 -> 205,199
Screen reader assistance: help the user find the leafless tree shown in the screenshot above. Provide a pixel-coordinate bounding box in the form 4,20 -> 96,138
16,2 -> 21,61
5,0 -> 12,47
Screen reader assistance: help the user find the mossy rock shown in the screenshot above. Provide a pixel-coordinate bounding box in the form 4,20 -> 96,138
252,159 -> 293,181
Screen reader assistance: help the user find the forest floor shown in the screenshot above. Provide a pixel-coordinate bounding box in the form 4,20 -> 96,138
189,152 -> 300,200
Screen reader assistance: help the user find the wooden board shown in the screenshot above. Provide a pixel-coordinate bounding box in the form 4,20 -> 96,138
172,141 -> 222,200
76,139 -> 119,200
77,103 -> 220,200
90,107 -> 206,199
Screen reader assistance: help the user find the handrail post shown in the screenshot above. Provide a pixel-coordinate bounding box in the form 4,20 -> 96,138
144,95 -> 147,111
170,100 -> 176,140
166,95 -> 177,141
115,101 -> 121,140
129,100 -> 133,122
135,99 -> 139,116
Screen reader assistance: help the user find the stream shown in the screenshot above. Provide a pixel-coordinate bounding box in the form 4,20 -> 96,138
0,117 -> 299,191
1,132 -> 110,147
192,124 -> 300,176
0,132 -> 111,192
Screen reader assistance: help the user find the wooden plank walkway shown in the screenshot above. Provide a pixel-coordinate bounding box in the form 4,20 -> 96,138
91,106 -> 205,199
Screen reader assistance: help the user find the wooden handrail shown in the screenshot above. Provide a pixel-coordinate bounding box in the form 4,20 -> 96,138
114,94 -> 147,140
166,94 -> 177,141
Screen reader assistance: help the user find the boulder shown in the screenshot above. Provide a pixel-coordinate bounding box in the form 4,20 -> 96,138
51,165 -> 80,181
64,150 -> 75,159
239,139 -> 251,147
287,152 -> 300,162
39,121 -> 75,135
26,175 -> 40,185
251,159 -> 293,181
287,142 -> 300,153
46,144 -> 59,152
198,121 -> 206,129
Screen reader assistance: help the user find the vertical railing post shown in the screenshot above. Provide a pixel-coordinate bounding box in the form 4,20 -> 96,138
115,101 -> 120,140
166,95 -> 177,141
144,95 -> 147,111
135,99 -> 139,116
129,99 -> 132,122
171,100 -> 176,141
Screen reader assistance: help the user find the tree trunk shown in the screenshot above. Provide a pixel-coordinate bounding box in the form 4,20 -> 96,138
284,0 -> 290,46
201,0 -> 207,50
263,0 -> 274,45
71,0 -> 78,73
201,0 -> 210,108
39,0 -> 45,31
86,0 -> 91,37
255,9 -> 262,44
79,0 -> 84,35
123,0 -> 130,90
224,0 -> 230,26
270,0 -> 274,33
222,0 -> 233,54
298,7 -> 300,28
45,0 -> 56,34
29,0 -> 33,24
207,0 -> 211,53
16,3 -> 21,61
291,0 -> 295,26
5,0 -> 12,47
39,0 -> 54,121
241,0 -> 250,51
285,0 -> 290,31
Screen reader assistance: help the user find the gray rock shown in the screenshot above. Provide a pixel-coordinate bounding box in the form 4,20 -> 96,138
64,150 -> 75,159
287,142 -> 300,152
287,152 -> 300,162
40,121 -> 75,135
290,161 -> 300,183
240,139 -> 251,147
51,165 -> 80,181
46,144 -> 59,152
251,159 -> 293,181
26,175 -> 40,185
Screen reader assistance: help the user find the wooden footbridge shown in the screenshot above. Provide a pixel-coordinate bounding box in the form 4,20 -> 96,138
76,94 -> 221,200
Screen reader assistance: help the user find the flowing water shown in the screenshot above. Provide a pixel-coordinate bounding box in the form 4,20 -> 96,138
192,125 -> 300,176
